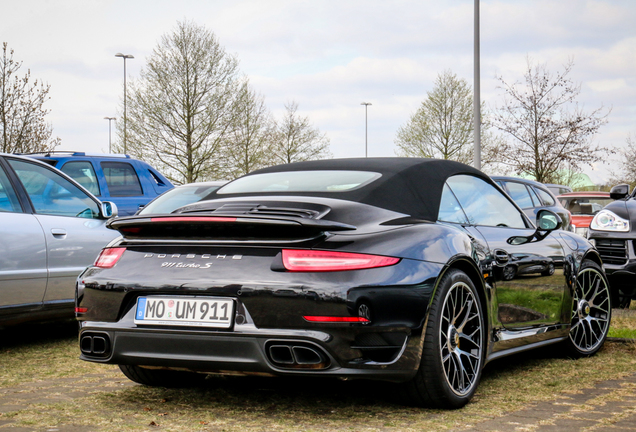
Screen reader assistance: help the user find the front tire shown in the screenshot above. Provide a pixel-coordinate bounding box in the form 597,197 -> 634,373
399,268 -> 485,409
563,260 -> 611,357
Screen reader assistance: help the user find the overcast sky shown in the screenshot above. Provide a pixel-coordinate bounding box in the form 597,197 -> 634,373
2,0 -> 634,183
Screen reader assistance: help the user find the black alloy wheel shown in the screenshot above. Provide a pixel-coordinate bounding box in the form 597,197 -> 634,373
399,268 -> 484,408
564,260 -> 611,357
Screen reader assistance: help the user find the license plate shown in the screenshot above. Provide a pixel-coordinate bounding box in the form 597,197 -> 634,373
134,297 -> 234,328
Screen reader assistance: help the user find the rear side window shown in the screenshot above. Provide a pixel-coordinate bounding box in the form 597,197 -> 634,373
504,181 -> 534,209
60,161 -> 101,196
534,187 -> 555,206
101,162 -> 143,197
0,165 -> 21,213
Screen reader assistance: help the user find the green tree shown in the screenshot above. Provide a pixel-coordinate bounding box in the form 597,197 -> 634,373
0,42 -> 59,153
492,58 -> 609,183
394,70 -> 501,168
116,21 -> 245,184
271,101 -> 331,164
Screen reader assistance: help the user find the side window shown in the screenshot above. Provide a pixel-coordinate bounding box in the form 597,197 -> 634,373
0,165 -> 21,213
101,162 -> 143,197
504,181 -> 534,209
534,187 -> 555,206
8,159 -> 100,218
446,175 -> 527,229
60,161 -> 101,196
438,183 -> 469,224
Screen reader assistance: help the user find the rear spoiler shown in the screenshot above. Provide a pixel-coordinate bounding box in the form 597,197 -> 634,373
107,214 -> 356,241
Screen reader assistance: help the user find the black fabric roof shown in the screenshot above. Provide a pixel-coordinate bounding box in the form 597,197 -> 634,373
211,158 -> 489,222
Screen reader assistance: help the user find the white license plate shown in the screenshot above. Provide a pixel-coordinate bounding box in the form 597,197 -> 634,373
134,297 -> 234,328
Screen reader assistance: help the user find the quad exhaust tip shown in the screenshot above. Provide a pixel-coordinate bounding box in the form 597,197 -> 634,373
267,342 -> 330,369
80,333 -> 111,358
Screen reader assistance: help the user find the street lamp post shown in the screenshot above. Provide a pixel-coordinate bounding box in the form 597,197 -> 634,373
361,102 -> 372,157
115,53 -> 134,154
473,0 -> 481,170
104,117 -> 116,153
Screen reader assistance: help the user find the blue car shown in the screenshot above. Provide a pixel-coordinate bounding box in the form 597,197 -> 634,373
28,152 -> 174,216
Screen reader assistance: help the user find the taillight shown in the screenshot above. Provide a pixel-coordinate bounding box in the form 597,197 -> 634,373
150,217 -> 237,222
94,247 -> 126,268
282,250 -> 400,272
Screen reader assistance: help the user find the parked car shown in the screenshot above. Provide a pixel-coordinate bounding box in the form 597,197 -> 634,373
137,181 -> 226,215
545,183 -> 573,196
0,153 -> 121,326
26,151 -> 174,216
557,191 -> 613,237
587,184 -> 636,309
76,158 -> 610,409
492,176 -> 572,231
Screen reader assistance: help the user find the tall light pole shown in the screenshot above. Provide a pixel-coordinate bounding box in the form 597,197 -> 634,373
115,53 -> 134,154
361,102 -> 372,157
473,0 -> 481,170
104,117 -> 116,153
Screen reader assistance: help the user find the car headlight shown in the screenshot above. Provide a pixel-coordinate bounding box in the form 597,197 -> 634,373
590,210 -> 630,232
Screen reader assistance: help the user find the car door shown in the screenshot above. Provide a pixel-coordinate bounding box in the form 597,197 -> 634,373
446,174 -> 567,329
100,160 -> 145,215
6,158 -> 119,306
0,159 -> 48,310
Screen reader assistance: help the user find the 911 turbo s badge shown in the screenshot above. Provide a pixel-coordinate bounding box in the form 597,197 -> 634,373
143,253 -> 242,269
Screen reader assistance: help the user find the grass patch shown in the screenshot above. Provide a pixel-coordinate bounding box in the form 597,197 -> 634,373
0,309 -> 634,432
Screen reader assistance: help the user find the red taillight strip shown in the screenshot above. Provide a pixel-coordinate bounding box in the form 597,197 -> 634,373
75,307 -> 88,314
150,217 -> 237,223
94,247 -> 126,268
282,249 -> 400,272
303,316 -> 370,323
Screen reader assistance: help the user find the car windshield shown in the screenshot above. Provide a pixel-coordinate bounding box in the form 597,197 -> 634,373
217,171 -> 381,194
560,197 -> 614,215
139,184 -> 222,214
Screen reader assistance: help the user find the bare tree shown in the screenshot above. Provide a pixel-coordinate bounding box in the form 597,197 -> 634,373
395,70 -> 503,170
608,134 -> 636,189
116,21 -> 243,184
221,81 -> 275,179
492,58 -> 609,183
0,42 -> 59,153
271,101 -> 331,164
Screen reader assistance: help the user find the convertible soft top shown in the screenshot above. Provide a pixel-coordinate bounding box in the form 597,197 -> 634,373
210,158 -> 488,222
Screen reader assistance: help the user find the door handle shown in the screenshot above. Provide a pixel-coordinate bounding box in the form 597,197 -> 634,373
493,249 -> 510,264
51,229 -> 67,237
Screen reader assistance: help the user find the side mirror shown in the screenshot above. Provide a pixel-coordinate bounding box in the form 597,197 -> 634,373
101,201 -> 118,219
610,184 -> 630,200
536,209 -> 562,231
507,209 -> 562,245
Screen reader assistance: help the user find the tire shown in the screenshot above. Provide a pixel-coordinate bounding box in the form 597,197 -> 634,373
398,268 -> 485,409
615,292 -> 632,310
541,262 -> 555,276
563,260 -> 611,357
119,364 -> 205,388
502,265 -> 516,281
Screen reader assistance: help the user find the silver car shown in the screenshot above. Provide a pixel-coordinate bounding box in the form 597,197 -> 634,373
0,153 -> 120,326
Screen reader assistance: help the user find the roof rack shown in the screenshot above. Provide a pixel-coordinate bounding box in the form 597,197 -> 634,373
22,151 -> 131,159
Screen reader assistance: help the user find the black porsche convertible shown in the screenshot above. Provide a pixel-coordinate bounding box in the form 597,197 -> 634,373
76,158 -> 611,408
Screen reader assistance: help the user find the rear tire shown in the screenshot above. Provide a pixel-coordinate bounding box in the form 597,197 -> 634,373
563,260 -> 611,357
119,364 -> 204,388
398,268 -> 484,409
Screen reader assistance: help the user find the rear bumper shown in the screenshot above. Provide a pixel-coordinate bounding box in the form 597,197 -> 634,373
79,322 -> 420,382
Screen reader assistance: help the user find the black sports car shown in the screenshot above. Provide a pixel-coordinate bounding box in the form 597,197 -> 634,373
76,158 -> 611,408
588,184 -> 636,309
